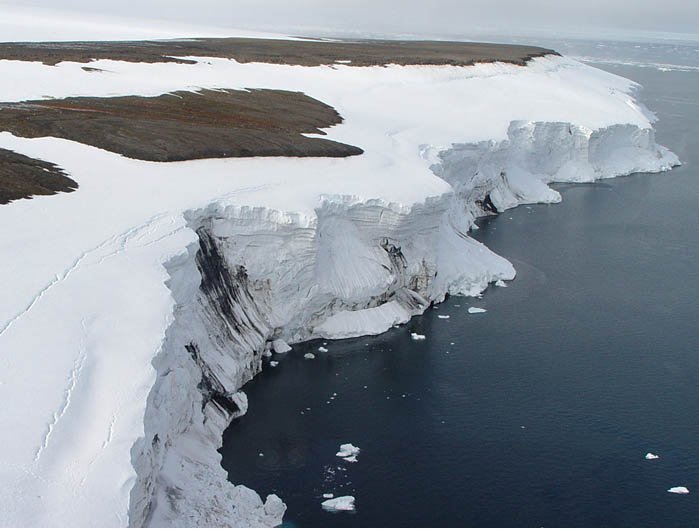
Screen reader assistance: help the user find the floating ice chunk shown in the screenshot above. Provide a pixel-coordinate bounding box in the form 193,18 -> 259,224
318,346 -> 329,353
304,353 -> 316,359
342,455 -> 357,463
323,493 -> 334,499
468,307 -> 487,314
270,361 -> 279,367
411,333 -> 426,340
336,443 -> 360,458
272,339 -> 291,353
262,349 -> 273,358
645,452 -> 660,460
437,315 -> 450,319
495,280 -> 507,287
321,495 -> 355,512
668,487 -> 690,494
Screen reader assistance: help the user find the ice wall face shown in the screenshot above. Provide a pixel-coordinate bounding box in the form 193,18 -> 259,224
435,121 -> 677,215
128,227 -> 283,528
128,191 -> 517,526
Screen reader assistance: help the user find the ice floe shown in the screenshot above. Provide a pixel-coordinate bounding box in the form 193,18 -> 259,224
321,495 -> 355,512
668,487 -> 690,494
411,333 -> 426,340
437,315 -> 450,319
272,339 -> 292,353
468,307 -> 487,314
304,352 -> 316,359
318,346 -> 329,353
336,443 -> 360,458
645,452 -> 660,460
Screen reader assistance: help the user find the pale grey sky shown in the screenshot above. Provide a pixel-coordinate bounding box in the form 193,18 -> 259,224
2,0 -> 699,41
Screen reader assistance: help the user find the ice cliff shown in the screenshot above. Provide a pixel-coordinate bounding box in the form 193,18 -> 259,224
0,50 -> 678,527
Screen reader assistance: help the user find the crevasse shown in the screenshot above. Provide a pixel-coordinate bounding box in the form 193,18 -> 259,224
128,119 -> 678,527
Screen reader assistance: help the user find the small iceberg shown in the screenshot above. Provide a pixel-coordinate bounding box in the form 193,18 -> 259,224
304,352 -> 316,359
668,487 -> 690,494
321,495 -> 355,512
468,307 -> 487,314
318,346 -> 329,353
272,339 -> 292,353
336,443 -> 360,458
645,452 -> 660,460
495,280 -> 507,287
411,332 -> 426,340
270,361 -> 279,367
322,493 -> 334,499
437,315 -> 450,319
342,455 -> 357,463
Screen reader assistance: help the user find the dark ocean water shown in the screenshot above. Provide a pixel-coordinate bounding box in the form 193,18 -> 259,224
220,52 -> 699,527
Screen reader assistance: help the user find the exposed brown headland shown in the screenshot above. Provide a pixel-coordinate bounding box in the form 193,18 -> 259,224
0,89 -> 363,162
0,148 -> 77,204
0,37 -> 557,67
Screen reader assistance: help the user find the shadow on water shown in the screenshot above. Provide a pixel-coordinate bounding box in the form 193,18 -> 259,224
220,63 -> 699,527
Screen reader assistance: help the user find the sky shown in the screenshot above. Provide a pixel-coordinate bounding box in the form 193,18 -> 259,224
1,0 -> 699,42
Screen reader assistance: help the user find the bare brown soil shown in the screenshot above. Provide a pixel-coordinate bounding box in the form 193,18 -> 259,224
0,37 -> 556,67
0,148 -> 77,204
0,89 -> 363,162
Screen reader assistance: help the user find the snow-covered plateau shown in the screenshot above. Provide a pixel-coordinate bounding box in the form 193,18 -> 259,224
0,43 -> 679,527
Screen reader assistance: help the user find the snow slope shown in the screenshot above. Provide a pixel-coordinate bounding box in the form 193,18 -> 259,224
0,41 -> 678,527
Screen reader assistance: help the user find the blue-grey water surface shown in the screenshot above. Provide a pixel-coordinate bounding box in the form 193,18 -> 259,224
220,51 -> 699,527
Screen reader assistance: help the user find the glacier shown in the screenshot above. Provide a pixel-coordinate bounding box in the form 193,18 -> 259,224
0,43 -> 679,527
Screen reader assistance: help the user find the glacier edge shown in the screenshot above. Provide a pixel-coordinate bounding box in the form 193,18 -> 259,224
128,119 -> 678,527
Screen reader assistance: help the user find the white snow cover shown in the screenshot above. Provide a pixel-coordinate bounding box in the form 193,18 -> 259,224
0,32 -> 679,528
0,5 -> 298,42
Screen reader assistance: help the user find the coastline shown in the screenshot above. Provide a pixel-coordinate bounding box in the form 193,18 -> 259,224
0,40 -> 679,526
